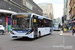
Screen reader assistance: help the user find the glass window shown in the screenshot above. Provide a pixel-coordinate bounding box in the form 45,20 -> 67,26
48,5 -> 50,9
38,3 -> 46,6
23,0 -> 26,6
44,20 -> 47,27
38,19 -> 43,27
12,15 -> 31,30
43,19 -> 50,27
44,10 -> 47,13
26,1 -> 33,10
49,20 -> 53,27
54,23 -> 60,28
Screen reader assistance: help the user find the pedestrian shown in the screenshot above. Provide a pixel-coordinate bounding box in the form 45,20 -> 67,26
66,25 -> 69,31
72,25 -> 75,35
61,26 -> 63,31
22,24 -> 24,28
8,26 -> 10,33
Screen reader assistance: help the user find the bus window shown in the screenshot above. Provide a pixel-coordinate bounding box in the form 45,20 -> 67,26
44,20 -> 46,27
44,19 -> 48,27
38,19 -> 41,27
38,19 -> 43,27
49,20 -> 53,27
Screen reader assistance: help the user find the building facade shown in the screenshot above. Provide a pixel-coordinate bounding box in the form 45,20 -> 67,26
64,0 -> 67,15
69,0 -> 75,29
38,3 -> 54,20
0,0 -> 43,31
63,0 -> 67,24
69,0 -> 75,20
66,0 -> 70,20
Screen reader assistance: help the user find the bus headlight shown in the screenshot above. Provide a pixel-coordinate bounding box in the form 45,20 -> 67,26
26,29 -> 33,35
26,32 -> 30,35
10,31 -> 14,34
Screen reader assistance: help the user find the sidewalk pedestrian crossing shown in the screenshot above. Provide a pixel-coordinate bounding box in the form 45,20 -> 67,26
58,30 -> 75,36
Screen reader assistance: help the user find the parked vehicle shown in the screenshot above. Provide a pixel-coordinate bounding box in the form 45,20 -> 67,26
0,25 -> 6,35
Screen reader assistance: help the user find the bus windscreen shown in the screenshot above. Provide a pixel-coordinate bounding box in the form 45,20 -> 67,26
12,15 -> 31,30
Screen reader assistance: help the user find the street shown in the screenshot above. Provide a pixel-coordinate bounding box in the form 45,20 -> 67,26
0,0 -> 74,50
0,31 -> 75,50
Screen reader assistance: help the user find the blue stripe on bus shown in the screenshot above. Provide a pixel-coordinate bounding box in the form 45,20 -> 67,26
14,30 -> 30,33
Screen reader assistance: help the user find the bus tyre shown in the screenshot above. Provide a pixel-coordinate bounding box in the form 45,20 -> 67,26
39,31 -> 41,37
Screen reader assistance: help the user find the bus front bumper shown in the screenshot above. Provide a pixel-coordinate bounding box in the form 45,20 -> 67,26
10,33 -> 34,38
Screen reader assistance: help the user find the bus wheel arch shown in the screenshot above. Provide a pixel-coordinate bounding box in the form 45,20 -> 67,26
39,31 -> 41,37
49,30 -> 52,35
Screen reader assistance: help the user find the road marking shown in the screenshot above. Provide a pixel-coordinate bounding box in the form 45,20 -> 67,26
63,36 -> 65,46
58,31 -> 61,33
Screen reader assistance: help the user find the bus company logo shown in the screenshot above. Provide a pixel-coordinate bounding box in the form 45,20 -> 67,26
18,31 -> 22,33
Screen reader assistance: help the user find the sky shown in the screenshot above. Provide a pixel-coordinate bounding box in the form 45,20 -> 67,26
33,0 -> 64,19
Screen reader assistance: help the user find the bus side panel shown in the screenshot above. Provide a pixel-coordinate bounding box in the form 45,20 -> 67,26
38,27 -> 50,36
38,28 -> 45,36
42,27 -> 50,35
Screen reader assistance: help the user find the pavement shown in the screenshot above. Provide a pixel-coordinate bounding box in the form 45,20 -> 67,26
59,30 -> 74,36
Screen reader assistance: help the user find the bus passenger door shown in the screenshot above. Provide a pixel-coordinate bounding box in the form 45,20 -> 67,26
33,15 -> 38,38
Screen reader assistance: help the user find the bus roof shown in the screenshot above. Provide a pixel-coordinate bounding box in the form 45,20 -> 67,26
12,13 -> 52,20
12,13 -> 31,15
31,13 -> 52,20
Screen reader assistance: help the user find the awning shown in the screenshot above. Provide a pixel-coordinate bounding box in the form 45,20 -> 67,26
0,9 -> 17,14
72,20 -> 75,23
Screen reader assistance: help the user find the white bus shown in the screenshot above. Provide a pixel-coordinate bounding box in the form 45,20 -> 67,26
53,23 -> 61,31
10,13 -> 53,38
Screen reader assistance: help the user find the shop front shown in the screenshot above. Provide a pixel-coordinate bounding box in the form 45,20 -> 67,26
0,9 -> 17,32
6,16 -> 11,32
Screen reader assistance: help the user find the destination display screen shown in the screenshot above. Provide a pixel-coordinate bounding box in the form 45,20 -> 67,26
16,14 -> 30,18
17,15 -> 24,18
